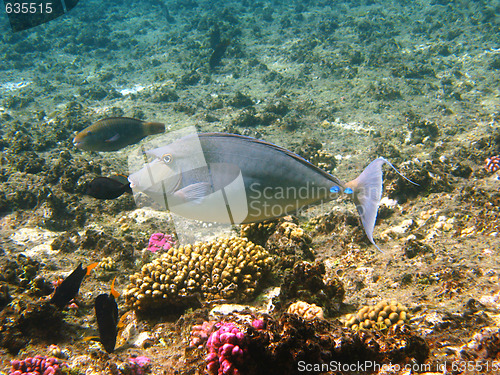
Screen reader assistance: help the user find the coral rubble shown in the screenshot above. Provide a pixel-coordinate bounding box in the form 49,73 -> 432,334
276,261 -> 344,316
242,218 -> 314,270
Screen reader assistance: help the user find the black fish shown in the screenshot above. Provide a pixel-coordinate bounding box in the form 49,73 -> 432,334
86,176 -> 132,200
95,278 -> 120,353
146,0 -> 174,22
50,262 -> 98,308
209,39 -> 230,69
209,25 -> 221,49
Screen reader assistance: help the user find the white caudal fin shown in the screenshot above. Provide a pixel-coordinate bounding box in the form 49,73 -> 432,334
346,158 -> 417,252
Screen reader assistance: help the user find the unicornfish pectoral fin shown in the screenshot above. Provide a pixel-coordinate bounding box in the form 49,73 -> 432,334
173,182 -> 212,203
346,157 -> 418,251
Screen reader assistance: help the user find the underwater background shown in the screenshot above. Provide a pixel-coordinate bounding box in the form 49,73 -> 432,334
0,0 -> 499,373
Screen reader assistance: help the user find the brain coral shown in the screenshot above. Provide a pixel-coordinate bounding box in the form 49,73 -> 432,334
124,237 -> 272,312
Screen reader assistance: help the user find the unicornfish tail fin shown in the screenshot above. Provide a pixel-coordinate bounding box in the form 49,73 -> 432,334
346,157 -> 417,251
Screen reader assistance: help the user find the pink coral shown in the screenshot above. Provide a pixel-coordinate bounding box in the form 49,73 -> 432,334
147,233 -> 175,253
9,355 -> 68,375
206,322 -> 247,375
251,319 -> 265,330
127,356 -> 151,375
190,321 -> 216,348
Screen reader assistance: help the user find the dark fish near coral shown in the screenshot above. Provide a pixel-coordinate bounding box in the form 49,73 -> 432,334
95,277 -> 120,353
50,262 -> 98,308
209,39 -> 230,69
126,133 -> 415,250
209,24 -> 221,49
73,117 -> 165,152
86,175 -> 132,199
146,0 -> 174,22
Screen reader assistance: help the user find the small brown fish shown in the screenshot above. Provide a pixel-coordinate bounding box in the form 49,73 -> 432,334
73,117 -> 165,152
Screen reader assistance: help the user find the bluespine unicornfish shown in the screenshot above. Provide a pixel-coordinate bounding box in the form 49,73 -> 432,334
50,262 -> 98,308
95,277 -> 120,353
112,133 -> 414,250
73,117 -> 165,152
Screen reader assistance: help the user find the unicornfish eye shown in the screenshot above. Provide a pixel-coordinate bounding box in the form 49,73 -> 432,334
161,153 -> 172,164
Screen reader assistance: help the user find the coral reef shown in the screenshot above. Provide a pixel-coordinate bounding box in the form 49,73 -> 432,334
118,356 -> 151,375
404,111 -> 440,145
276,261 -> 344,316
1,255 -> 41,288
255,314 -> 429,375
9,355 -> 68,375
228,92 -> 253,108
461,327 -> 500,360
251,319 -> 265,330
385,159 -> 453,202
47,344 -> 69,360
307,209 -> 372,249
485,155 -> 500,173
240,220 -> 279,246
189,321 -> 216,348
79,229 -> 138,263
344,301 -> 410,331
206,322 -> 247,375
146,232 -> 175,253
242,217 -> 314,270
266,221 -> 314,264
123,238 -> 272,313
294,138 -> 337,172
99,257 -> 117,271
0,302 -> 66,354
402,237 -> 433,258
194,313 -> 429,375
0,282 -> 12,310
287,301 -> 324,320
